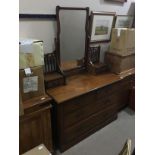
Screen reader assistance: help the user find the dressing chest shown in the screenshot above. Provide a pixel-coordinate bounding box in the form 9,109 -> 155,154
47,70 -> 134,152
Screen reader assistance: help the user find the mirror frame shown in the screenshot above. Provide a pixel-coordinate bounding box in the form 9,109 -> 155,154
55,6 -> 90,72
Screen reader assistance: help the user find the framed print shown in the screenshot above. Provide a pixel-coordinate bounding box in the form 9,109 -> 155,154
105,0 -> 127,3
115,15 -> 134,28
90,12 -> 115,43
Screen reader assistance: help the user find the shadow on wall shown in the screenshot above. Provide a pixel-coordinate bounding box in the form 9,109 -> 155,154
128,2 -> 135,15
128,2 -> 135,27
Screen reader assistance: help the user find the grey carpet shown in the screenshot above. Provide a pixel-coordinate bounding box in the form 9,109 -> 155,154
56,108 -> 135,155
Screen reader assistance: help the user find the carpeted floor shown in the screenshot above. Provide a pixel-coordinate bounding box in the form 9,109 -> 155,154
56,108 -> 135,155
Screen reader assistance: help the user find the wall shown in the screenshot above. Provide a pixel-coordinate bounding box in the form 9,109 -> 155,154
19,0 -> 135,61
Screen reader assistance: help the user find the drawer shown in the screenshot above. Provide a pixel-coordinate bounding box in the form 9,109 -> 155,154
120,80 -> 131,90
64,97 -> 115,128
63,105 -> 117,143
63,91 -> 96,114
96,83 -> 120,99
108,80 -> 131,94
112,90 -> 130,111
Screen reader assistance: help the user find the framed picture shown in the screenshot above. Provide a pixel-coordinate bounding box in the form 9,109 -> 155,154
105,0 -> 127,3
90,12 -> 115,43
115,15 -> 134,28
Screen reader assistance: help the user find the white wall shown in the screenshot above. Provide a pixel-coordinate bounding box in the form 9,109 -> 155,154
19,0 -> 135,61
19,0 -> 135,14
20,20 -> 57,53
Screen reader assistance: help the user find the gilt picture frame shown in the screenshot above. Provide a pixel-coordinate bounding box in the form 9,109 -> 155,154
90,12 -> 115,43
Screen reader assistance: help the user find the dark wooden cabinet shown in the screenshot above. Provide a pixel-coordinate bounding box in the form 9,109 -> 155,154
19,95 -> 54,154
47,71 -> 134,152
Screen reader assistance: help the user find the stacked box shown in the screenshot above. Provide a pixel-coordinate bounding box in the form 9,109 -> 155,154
106,28 -> 135,74
19,39 -> 45,101
105,52 -> 135,74
19,39 -> 44,69
109,28 -> 135,56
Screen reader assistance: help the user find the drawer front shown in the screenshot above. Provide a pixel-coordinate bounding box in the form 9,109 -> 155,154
64,76 -> 133,115
112,89 -> 130,111
63,105 -> 117,144
64,97 -> 114,129
96,81 -> 130,99
63,91 -> 96,114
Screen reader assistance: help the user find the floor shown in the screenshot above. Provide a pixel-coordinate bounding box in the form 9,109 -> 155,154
56,108 -> 135,155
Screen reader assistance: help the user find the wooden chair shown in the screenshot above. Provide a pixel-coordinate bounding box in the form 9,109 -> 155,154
87,46 -> 107,74
44,52 -> 66,89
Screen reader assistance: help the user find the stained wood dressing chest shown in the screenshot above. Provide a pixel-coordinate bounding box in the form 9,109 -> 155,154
47,70 -> 135,152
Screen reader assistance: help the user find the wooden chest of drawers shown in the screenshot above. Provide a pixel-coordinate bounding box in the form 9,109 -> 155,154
47,72 -> 134,152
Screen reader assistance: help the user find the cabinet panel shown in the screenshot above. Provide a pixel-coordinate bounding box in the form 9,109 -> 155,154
19,106 -> 53,154
20,114 -> 43,154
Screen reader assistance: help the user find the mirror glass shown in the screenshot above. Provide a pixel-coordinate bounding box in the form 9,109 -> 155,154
58,9 -> 87,70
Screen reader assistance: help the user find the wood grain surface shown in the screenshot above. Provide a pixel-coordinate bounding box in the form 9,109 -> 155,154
47,70 -> 134,103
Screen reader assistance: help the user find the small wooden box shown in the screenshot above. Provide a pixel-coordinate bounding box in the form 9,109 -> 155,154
87,63 -> 107,75
105,52 -> 135,74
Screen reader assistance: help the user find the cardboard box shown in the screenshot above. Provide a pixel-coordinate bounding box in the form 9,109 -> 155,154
22,144 -> 52,155
19,39 -> 44,69
105,52 -> 135,74
109,28 -> 135,56
19,66 -> 45,101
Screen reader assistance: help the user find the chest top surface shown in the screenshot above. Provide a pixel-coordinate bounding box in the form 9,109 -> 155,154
47,69 -> 134,104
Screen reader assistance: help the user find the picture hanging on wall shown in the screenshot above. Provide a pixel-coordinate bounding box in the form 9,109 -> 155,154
105,0 -> 127,3
90,12 -> 115,43
115,15 -> 134,28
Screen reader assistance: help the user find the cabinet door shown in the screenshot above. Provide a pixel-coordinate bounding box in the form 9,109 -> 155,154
19,106 -> 52,154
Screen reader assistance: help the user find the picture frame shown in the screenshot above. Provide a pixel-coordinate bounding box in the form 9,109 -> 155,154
105,0 -> 127,3
115,15 -> 134,28
90,12 -> 115,43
